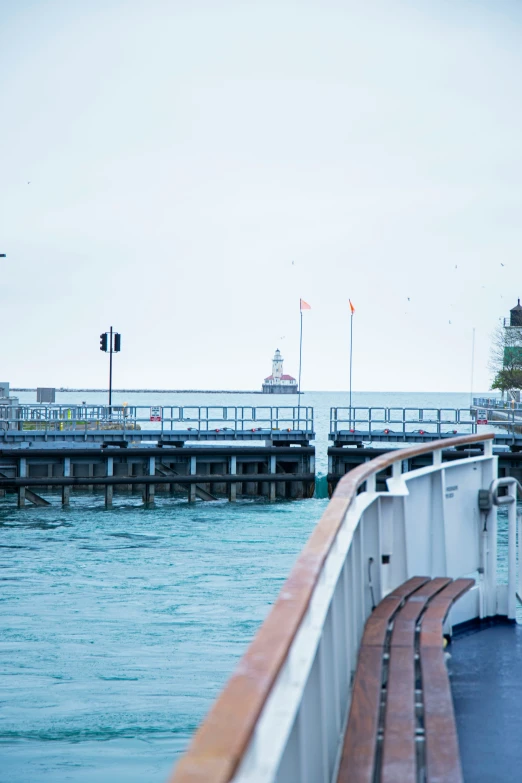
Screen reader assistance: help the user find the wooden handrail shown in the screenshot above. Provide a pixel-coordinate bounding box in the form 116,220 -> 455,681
168,433 -> 494,783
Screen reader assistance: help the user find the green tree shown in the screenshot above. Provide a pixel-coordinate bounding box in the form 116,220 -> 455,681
490,323 -> 522,395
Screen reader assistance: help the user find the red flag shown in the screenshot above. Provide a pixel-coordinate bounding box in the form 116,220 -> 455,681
300,298 -> 311,311
349,299 -> 355,314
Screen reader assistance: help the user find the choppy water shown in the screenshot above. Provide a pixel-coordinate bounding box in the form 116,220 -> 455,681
0,494 -> 328,782
0,390 -> 505,782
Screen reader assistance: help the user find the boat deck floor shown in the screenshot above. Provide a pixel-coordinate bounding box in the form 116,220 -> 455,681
451,620 -> 522,782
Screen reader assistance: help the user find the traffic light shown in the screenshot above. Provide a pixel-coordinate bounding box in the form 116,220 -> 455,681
100,333 -> 108,352
114,333 -> 121,352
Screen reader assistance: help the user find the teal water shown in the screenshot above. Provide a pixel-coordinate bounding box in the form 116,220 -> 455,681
0,390 -> 502,782
0,494 -> 328,783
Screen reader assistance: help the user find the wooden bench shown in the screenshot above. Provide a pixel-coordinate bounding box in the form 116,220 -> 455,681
337,576 -> 474,783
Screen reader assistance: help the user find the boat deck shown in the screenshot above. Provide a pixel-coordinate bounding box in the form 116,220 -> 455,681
451,621 -> 522,782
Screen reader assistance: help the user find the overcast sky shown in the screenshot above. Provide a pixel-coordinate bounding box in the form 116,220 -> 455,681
1,0 -> 521,391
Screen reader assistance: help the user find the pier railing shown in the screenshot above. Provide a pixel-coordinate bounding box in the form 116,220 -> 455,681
330,406 -> 477,436
473,396 -> 522,412
170,433 -> 507,783
0,404 -> 314,438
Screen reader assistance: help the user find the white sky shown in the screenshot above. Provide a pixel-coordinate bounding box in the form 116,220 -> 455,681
1,0 -> 521,391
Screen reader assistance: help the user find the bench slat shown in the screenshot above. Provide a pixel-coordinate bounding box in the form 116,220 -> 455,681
362,577 -> 431,648
420,578 -> 475,648
338,576 -> 474,783
337,576 -> 430,783
337,646 -> 383,783
389,578 -> 452,649
420,579 -> 474,783
381,578 -> 452,783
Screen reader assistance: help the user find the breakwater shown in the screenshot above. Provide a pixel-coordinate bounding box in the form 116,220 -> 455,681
12,388 -> 265,394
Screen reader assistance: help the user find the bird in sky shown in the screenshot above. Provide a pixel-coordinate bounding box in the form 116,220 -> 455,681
291,260 -> 295,265
501,263 -> 505,267
454,265 -> 458,269
449,320 -> 452,324
407,297 -> 410,301
27,181 -> 30,184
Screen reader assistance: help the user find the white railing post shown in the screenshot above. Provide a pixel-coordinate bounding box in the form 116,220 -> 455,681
483,447 -> 498,618
508,479 -> 517,620
366,473 -> 376,492
518,510 -> 522,605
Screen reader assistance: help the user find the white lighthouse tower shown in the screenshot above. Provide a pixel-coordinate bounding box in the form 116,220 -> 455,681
262,349 -> 298,394
272,349 -> 283,382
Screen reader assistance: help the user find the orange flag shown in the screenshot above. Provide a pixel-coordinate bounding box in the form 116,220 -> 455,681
300,298 -> 311,310
349,299 -> 355,314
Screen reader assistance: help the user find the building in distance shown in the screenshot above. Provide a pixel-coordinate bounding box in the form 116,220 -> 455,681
262,349 -> 298,394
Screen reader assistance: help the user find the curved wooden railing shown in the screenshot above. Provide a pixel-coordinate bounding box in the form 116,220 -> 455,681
169,433 -> 494,783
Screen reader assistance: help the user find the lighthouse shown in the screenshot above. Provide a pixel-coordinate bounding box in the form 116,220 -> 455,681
262,349 -> 298,394
272,349 -> 283,381
500,299 -> 522,402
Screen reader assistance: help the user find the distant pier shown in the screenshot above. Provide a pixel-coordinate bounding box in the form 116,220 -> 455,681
11,388 -> 265,394
327,405 -> 522,494
0,403 -> 315,507
6,401 -> 522,507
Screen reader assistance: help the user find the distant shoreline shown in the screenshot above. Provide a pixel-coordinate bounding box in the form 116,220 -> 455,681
11,388 -> 491,395
12,388 -> 266,394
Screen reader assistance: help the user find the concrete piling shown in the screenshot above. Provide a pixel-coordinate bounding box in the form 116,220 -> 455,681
62,458 -> 71,506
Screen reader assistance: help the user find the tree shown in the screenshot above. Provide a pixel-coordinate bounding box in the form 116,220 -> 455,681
491,368 -> 522,393
489,322 -> 522,395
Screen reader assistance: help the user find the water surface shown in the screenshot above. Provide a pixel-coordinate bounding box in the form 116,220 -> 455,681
0,494 -> 327,782
0,389 -> 500,781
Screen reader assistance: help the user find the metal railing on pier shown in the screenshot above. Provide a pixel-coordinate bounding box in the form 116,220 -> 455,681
0,404 -> 314,441
473,396 -> 522,412
330,406 -> 477,437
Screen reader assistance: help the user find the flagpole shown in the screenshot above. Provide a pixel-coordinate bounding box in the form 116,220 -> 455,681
298,305 -> 303,429
470,326 -> 476,407
349,308 -> 354,427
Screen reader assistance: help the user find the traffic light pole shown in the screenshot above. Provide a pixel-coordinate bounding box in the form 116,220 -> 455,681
109,326 -> 113,408
100,328 -> 120,409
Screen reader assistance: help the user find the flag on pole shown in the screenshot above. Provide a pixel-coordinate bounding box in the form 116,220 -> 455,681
300,298 -> 311,310
349,299 -> 355,314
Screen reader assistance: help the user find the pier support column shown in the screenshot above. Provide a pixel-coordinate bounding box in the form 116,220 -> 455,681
62,458 -> 71,506
210,462 -> 226,496
143,456 -> 155,505
229,455 -> 237,502
168,462 -> 176,495
269,455 -> 276,502
245,462 -> 258,496
114,462 -> 131,492
105,457 -> 113,508
88,462 -> 94,494
188,456 -> 197,503
309,453 -> 315,498
18,457 -> 27,508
